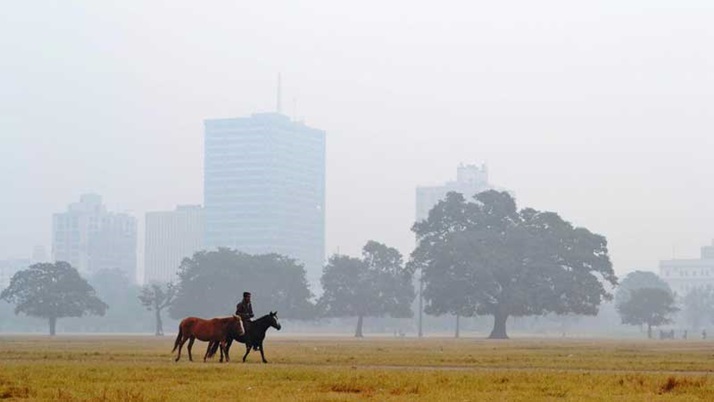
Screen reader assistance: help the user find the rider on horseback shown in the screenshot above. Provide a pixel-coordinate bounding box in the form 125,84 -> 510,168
235,291 -> 257,350
235,291 -> 254,322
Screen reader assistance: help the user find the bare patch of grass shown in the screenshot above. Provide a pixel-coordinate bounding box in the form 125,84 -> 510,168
0,385 -> 31,399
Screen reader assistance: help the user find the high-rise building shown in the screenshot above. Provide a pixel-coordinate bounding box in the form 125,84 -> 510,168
0,246 -> 48,289
416,163 -> 493,222
203,112 -> 326,286
0,258 -> 30,289
52,194 -> 137,281
660,240 -> 714,296
144,205 -> 204,284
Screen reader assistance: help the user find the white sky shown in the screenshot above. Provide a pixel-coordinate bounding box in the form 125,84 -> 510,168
1,1 -> 713,278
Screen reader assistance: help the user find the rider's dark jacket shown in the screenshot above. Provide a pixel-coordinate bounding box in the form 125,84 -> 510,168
235,300 -> 254,321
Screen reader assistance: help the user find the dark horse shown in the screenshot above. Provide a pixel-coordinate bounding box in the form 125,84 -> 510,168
172,315 -> 245,362
207,311 -> 281,363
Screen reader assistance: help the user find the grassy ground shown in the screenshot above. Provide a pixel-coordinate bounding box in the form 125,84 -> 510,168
1,335 -> 713,401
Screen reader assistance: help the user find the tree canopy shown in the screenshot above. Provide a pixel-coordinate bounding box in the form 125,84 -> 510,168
169,248 -> 314,320
410,190 -> 617,339
319,241 -> 415,337
617,287 -> 678,338
614,270 -> 671,307
0,262 -> 107,335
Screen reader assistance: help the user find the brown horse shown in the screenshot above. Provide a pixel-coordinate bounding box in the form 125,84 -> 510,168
172,315 -> 244,362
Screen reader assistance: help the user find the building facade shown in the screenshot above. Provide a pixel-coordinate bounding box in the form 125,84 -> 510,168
52,194 -> 137,281
0,246 -> 47,289
144,205 -> 204,284
659,241 -> 714,297
0,258 -> 31,290
203,112 -> 326,286
416,163 -> 493,222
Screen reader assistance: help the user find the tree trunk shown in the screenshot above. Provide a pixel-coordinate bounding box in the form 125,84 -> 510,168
647,323 -> 652,339
418,273 -> 424,338
488,311 -> 509,339
155,308 -> 163,336
455,314 -> 460,338
355,315 -> 364,338
49,316 -> 56,336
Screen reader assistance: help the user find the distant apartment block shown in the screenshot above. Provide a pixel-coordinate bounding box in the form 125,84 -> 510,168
659,241 -> 714,296
52,194 -> 137,281
416,163 -> 493,222
0,258 -> 31,289
203,112 -> 326,286
0,246 -> 47,289
144,205 -> 204,284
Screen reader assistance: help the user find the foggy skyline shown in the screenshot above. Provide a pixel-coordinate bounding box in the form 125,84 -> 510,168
2,1 -> 714,278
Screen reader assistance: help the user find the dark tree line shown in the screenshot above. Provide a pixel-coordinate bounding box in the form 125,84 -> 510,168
169,248 -> 314,320
6,190 -> 669,340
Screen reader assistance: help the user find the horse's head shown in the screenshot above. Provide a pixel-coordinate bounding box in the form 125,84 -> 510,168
232,314 -> 246,336
270,311 -> 281,331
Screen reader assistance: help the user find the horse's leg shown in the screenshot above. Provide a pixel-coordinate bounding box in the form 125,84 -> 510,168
259,342 -> 268,363
219,340 -> 230,363
242,344 -> 251,362
204,341 -> 213,363
187,337 -> 195,362
224,339 -> 233,363
175,336 -> 188,362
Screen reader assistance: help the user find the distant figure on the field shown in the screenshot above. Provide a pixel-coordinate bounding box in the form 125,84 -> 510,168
703,329 -> 707,340
683,330 -> 688,340
235,292 -> 254,322
659,329 -> 675,340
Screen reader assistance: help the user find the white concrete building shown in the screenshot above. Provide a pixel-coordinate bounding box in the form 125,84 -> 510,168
204,113 -> 326,286
52,194 -> 137,281
659,241 -> 714,296
144,205 -> 204,284
0,258 -> 31,290
416,163 -> 494,222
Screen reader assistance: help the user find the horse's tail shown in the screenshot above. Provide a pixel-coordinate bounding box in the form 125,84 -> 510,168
206,341 -> 220,359
171,325 -> 183,353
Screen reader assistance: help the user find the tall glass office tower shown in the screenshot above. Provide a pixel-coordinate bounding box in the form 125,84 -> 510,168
204,113 -> 325,287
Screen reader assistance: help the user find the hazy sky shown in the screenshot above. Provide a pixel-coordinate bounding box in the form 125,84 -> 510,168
2,1 -> 713,278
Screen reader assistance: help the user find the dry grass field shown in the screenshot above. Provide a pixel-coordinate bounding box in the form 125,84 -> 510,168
1,335 -> 714,401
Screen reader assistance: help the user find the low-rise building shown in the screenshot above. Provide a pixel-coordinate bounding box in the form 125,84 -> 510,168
659,241 -> 714,296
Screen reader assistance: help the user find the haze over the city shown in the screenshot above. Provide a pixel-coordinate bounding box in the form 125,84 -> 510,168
2,0 -> 713,279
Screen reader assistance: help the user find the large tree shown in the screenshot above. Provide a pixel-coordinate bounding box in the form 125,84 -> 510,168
138,282 -> 176,336
0,262 -> 107,335
169,248 -> 314,320
617,287 -> 679,338
410,191 -> 617,339
319,241 -> 415,337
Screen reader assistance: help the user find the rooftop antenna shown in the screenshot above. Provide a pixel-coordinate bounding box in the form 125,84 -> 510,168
276,73 -> 282,114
